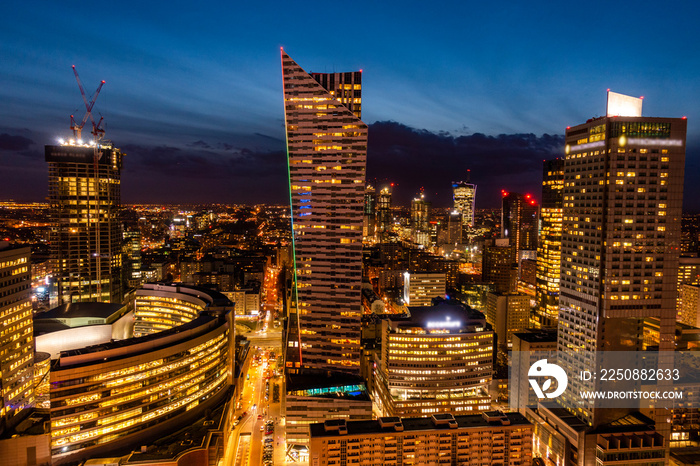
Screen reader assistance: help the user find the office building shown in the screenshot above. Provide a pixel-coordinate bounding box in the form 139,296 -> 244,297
679,284 -> 700,327
509,329 -> 558,414
376,187 -> 392,242
557,91 -> 686,427
482,238 -> 518,293
502,191 -> 538,257
47,283 -> 234,464
374,300 -> 493,417
281,50 -> 367,374
677,255 -> 700,318
410,193 -> 431,246
309,412 -> 533,466
0,243 -> 34,433
122,230 -> 142,289
285,374 -> 372,445
535,158 -> 564,327
46,142 -> 124,304
485,291 -> 530,353
363,184 -> 376,241
402,271 -> 445,306
453,180 -> 476,232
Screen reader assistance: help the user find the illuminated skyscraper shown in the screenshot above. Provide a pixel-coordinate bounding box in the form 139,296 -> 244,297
363,184 -> 376,241
0,244 -> 33,433
377,186 -> 392,241
410,192 -> 431,246
453,180 -> 476,231
557,92 -> 686,427
281,50 -> 367,374
534,158 -> 564,327
46,142 -> 123,304
501,191 -> 538,258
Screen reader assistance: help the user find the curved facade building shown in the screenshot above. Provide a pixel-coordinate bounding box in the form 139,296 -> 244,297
133,285 -> 208,336
375,300 -> 493,417
48,284 -> 234,464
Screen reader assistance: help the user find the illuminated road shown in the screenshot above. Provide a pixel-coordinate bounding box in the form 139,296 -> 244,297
225,306 -> 284,465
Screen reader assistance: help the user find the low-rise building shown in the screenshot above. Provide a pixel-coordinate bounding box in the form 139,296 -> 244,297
309,411 -> 533,466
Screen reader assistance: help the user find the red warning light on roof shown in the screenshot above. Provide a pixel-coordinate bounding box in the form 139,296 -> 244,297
607,88 -> 610,92
530,200 -> 536,205
525,194 -> 531,199
390,183 -> 394,187
682,116 -> 687,119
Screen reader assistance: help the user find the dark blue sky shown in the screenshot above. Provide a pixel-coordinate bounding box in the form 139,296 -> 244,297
1,1 -> 699,208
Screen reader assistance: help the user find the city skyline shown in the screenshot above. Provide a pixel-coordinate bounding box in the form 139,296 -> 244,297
1,1 -> 700,209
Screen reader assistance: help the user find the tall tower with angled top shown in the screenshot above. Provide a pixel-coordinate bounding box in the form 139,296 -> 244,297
281,50 -> 367,374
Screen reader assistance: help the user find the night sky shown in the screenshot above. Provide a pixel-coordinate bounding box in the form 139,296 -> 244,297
1,1 -> 699,209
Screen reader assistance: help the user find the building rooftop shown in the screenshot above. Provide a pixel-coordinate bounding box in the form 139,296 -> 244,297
0,241 -> 30,253
36,302 -> 126,321
513,328 -> 558,343
389,298 -> 487,332
287,371 -> 370,401
309,411 -> 530,438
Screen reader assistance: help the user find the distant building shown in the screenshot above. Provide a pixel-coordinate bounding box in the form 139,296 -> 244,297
0,243 -> 34,433
486,291 -> 530,352
453,180 -> 477,231
502,191 -> 538,257
410,193 -> 431,247
482,238 -> 518,293
535,158 -> 564,327
45,142 -> 124,305
403,271 -> 446,306
376,187 -> 392,242
520,258 -> 537,287
679,285 -> 700,327
123,230 -> 142,289
374,300 -> 493,417
309,412 -> 533,466
363,184 -> 376,241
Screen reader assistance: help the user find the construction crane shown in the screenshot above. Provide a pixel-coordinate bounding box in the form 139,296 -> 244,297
69,66 -> 108,302
69,65 -> 105,142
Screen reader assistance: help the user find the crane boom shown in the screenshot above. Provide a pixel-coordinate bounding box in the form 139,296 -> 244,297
70,65 -> 105,140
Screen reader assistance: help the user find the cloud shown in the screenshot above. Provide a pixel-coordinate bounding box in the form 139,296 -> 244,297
0,133 -> 34,151
366,121 -> 564,207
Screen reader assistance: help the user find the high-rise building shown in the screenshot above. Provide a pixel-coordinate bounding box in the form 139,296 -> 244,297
453,180 -> 476,231
46,142 -> 124,304
482,238 -> 518,293
377,186 -> 392,241
557,92 -> 686,428
363,184 -> 376,241
485,291 -> 530,353
281,50 -> 367,374
535,158 -> 564,327
0,244 -> 34,433
502,191 -> 538,259
123,229 -> 142,289
374,300 -> 493,417
402,271 -> 446,306
410,192 -> 431,246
